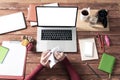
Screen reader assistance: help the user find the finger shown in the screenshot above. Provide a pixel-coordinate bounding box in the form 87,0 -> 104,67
54,52 -> 59,60
44,59 -> 50,66
41,50 -> 50,57
42,52 -> 51,60
55,51 -> 63,57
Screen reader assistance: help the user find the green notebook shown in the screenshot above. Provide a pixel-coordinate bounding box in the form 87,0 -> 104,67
98,53 -> 116,74
0,46 -> 9,63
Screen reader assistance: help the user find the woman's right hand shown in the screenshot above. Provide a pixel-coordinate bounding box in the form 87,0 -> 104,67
40,50 -> 51,66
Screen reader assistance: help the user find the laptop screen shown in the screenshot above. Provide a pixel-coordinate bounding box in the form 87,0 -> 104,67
36,6 -> 78,27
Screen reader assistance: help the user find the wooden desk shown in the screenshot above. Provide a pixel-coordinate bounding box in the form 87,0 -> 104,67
0,1 -> 120,80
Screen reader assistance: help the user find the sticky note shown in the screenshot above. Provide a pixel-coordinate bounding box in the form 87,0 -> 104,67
0,46 -> 9,63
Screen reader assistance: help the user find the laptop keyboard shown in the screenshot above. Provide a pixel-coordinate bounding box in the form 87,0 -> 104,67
41,30 -> 72,40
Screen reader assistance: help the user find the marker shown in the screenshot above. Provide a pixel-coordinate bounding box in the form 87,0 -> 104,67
104,35 -> 110,46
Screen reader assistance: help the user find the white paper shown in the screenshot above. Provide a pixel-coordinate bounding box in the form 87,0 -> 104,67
0,12 -> 26,34
79,38 -> 98,61
43,3 -> 58,6
0,41 -> 26,76
83,42 -> 94,57
30,22 -> 37,26
48,47 -> 60,68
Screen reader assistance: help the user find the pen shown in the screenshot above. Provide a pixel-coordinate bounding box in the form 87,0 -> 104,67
96,33 -> 105,52
86,62 -> 101,78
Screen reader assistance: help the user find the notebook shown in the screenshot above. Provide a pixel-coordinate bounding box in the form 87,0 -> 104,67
27,4 -> 40,22
79,38 -> 98,61
0,12 -> 26,34
0,46 -> 9,63
98,53 -> 116,74
0,41 -> 26,79
36,6 -> 78,52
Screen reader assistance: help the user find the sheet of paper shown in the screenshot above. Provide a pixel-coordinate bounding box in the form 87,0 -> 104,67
0,41 -> 26,76
43,3 -> 58,6
48,47 -> 60,68
30,22 -> 37,26
48,53 -> 58,68
0,12 -> 26,34
83,42 -> 94,57
79,38 -> 98,61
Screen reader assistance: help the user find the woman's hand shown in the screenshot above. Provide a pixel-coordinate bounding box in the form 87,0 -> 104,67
40,50 -> 51,66
54,51 -> 66,61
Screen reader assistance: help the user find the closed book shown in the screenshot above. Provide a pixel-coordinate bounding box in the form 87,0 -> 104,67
27,4 -> 39,22
98,53 -> 115,74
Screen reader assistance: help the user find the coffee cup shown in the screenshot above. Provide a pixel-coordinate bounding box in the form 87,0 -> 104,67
80,7 -> 90,21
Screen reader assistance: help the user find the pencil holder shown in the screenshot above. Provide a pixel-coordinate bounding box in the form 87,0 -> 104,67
21,39 -> 29,46
27,42 -> 34,51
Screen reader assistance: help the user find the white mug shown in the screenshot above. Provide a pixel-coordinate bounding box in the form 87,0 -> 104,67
80,7 -> 90,21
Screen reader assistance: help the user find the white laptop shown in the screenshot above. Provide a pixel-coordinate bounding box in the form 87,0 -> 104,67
36,6 -> 78,52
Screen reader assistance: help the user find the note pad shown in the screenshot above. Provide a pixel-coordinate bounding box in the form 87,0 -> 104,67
0,46 -> 9,63
0,41 -> 26,79
0,12 -> 26,34
98,53 -> 116,74
79,38 -> 98,61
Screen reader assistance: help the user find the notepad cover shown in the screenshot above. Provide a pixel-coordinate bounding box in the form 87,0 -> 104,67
98,53 -> 116,74
79,38 -> 98,61
0,46 -> 9,63
27,4 -> 39,22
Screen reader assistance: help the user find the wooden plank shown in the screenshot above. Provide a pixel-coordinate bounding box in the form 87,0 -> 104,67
0,0 -> 120,4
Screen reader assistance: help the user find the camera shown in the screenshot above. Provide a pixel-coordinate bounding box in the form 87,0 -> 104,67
97,9 -> 108,28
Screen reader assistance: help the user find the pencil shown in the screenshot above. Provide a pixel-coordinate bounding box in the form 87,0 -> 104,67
86,62 -> 101,78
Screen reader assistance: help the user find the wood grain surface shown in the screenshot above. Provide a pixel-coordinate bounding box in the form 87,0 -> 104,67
0,0 -> 120,80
